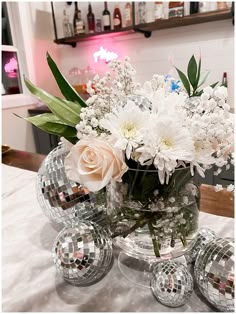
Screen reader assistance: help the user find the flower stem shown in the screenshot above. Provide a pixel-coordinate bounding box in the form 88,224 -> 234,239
148,222 -> 160,257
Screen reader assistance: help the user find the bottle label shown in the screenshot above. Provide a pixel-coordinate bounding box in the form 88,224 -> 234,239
103,15 -> 110,26
113,18 -> 121,26
75,21 -> 84,34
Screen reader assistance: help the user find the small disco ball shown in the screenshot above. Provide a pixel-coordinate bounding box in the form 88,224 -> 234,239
52,221 -> 113,286
150,260 -> 193,308
36,144 -> 107,227
119,94 -> 152,111
194,238 -> 234,312
185,228 -> 216,264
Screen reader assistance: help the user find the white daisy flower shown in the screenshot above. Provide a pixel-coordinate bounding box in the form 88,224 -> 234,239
137,119 -> 195,183
100,101 -> 150,159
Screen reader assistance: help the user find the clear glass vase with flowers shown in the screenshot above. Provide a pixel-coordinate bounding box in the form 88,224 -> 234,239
20,52 -> 234,286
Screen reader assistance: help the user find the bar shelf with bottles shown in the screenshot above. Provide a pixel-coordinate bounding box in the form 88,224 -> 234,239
51,2 -> 233,47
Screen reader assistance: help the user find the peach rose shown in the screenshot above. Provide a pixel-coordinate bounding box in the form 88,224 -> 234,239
64,137 -> 128,192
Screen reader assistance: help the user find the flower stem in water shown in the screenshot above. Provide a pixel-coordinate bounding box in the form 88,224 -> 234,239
148,222 -> 160,257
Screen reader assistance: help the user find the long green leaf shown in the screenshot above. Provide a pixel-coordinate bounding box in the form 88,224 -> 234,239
15,113 -> 77,139
24,77 -> 81,127
187,55 -> 198,90
198,70 -> 210,88
46,52 -> 87,108
175,67 -> 191,96
196,56 -> 201,89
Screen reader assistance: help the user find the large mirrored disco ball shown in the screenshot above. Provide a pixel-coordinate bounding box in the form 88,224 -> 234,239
52,221 -> 113,286
194,238 -> 234,312
118,94 -> 152,111
36,144 -> 107,227
150,261 -> 193,308
185,228 -> 216,264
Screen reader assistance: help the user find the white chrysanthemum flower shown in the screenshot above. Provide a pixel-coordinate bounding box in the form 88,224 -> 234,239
189,141 -> 215,177
137,119 -> 195,183
100,101 -> 150,159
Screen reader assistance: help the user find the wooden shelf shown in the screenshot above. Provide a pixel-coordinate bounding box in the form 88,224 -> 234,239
54,26 -> 135,46
138,9 -> 232,32
53,9 -> 232,47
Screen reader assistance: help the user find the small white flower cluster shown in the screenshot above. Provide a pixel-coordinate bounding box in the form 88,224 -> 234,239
214,184 -> 234,193
75,57 -> 234,184
76,57 -> 138,139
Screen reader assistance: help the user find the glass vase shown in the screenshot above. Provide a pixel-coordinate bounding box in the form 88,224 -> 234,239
106,167 -> 199,263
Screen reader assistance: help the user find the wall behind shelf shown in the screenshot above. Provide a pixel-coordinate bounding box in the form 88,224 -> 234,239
57,10 -> 234,108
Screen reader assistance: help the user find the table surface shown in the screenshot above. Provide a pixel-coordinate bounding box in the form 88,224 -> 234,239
2,148 -> 234,218
2,164 -> 234,312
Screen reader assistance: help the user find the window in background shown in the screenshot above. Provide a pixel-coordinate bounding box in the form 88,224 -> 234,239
2,2 -> 22,96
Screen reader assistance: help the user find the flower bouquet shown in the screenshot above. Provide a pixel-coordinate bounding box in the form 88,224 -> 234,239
22,53 -> 234,261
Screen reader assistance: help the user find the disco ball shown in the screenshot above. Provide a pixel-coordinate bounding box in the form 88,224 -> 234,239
150,260 -> 193,307
185,228 -> 216,264
52,221 -> 113,286
194,238 -> 234,312
36,144 -> 107,227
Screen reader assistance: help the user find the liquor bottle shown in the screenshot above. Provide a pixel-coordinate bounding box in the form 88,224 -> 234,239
87,2 -> 95,33
73,2 -> 85,35
221,72 -> 228,87
124,2 -> 132,27
169,2 -> 184,18
199,2 -> 210,13
154,2 -> 163,20
96,19 -> 102,32
138,2 -> 146,24
62,9 -> 73,37
113,4 -> 122,30
190,2 -> 199,14
217,2 -> 229,10
102,2 -> 111,30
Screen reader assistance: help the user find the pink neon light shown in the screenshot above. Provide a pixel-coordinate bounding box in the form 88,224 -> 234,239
4,57 -> 18,78
93,46 -> 118,63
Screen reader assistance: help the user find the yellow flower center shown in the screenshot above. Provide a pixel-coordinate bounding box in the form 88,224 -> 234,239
121,122 -> 137,139
161,137 -> 173,149
194,141 -> 204,152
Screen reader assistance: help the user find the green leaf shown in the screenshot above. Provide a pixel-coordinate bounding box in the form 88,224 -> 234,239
187,55 -> 198,90
210,81 -> 219,89
198,70 -> 210,88
46,52 -> 87,108
15,113 -> 77,139
175,67 -> 191,96
196,56 -> 201,88
24,77 -> 81,127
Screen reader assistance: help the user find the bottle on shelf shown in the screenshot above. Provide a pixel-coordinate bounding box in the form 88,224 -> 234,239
124,2 -> 132,27
184,2 -> 190,16
62,9 -> 73,37
113,4 -> 122,30
209,2 -> 217,11
221,72 -> 228,87
87,2 -> 95,33
95,19 -> 102,32
217,2 -> 229,10
169,2 -> 184,18
102,2 -> 111,30
138,2 -> 146,24
199,2 -> 210,13
154,2 -> 164,20
73,2 -> 85,35
190,2 -> 199,14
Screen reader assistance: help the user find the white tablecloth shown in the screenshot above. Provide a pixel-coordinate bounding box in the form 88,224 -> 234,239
2,164 -> 234,312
